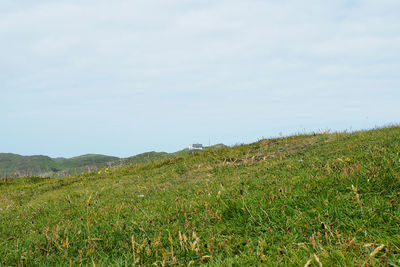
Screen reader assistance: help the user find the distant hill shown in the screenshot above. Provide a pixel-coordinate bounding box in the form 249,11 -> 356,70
58,154 -> 120,169
124,151 -> 170,165
0,153 -> 58,176
0,144 -> 225,177
0,153 -> 119,177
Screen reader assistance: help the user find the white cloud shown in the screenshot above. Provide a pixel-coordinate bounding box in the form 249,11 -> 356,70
0,0 -> 399,156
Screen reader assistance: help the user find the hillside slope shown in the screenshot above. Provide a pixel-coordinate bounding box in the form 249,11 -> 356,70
0,126 -> 399,266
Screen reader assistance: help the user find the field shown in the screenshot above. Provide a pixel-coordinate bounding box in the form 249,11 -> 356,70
0,126 -> 399,266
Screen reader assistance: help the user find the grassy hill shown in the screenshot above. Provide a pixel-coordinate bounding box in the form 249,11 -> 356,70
124,152 -> 171,165
0,126 -> 399,265
0,153 -> 120,177
58,154 -> 120,169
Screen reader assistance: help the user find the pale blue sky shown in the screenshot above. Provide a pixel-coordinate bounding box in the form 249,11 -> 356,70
1,0 -> 399,158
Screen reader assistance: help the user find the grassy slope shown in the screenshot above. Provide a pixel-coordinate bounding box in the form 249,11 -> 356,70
0,127 -> 399,266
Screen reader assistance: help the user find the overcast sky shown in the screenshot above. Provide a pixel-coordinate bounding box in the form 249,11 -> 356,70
1,0 -> 399,158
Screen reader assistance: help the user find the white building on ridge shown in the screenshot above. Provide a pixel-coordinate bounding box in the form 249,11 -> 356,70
189,144 -> 203,150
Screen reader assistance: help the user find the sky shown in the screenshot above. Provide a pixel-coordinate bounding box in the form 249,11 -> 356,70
1,0 -> 399,158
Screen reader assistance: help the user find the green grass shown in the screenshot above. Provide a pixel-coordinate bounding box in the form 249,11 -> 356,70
0,126 -> 399,266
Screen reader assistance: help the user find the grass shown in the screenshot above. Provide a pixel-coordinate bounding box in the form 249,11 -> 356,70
0,126 -> 399,266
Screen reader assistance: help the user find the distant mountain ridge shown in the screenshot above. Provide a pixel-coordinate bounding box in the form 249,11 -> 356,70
0,153 -> 119,177
0,144 -> 226,177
